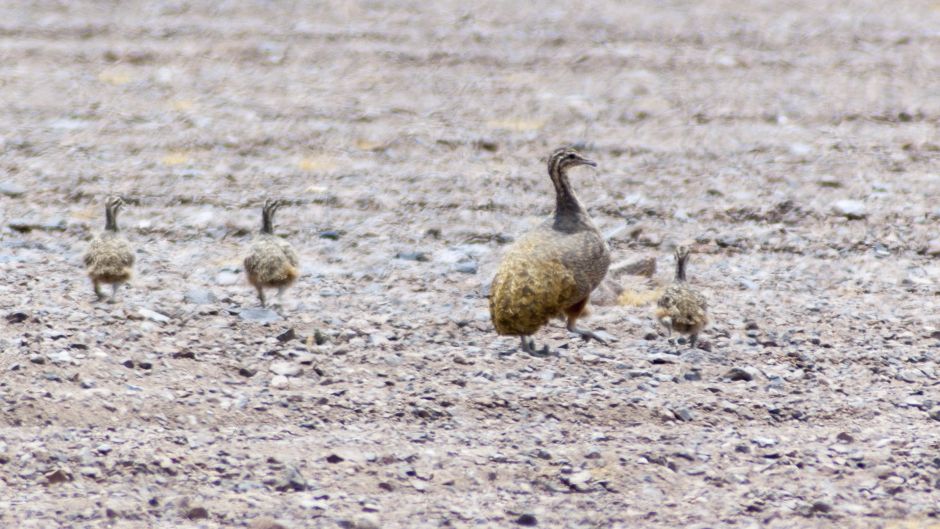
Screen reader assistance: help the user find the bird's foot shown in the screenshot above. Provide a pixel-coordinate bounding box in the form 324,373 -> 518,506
569,327 -> 611,345
520,337 -> 551,357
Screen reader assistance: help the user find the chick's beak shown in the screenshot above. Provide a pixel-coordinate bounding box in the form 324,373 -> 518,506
581,158 -> 597,168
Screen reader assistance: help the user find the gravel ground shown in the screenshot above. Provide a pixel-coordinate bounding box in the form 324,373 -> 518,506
1,1 -> 940,528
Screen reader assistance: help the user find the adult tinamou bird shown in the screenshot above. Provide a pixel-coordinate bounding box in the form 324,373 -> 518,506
655,245 -> 708,348
244,198 -> 299,308
84,195 -> 135,303
489,147 -> 611,356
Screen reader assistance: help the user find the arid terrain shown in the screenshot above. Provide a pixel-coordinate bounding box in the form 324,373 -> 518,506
1,1 -> 939,528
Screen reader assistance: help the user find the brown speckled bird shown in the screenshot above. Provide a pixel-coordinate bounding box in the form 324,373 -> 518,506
655,245 -> 708,348
244,199 -> 299,308
489,147 -> 611,356
83,196 -> 134,303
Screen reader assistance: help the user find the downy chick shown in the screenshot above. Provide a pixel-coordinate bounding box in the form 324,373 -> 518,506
84,195 -> 134,303
244,199 -> 299,307
655,245 -> 708,347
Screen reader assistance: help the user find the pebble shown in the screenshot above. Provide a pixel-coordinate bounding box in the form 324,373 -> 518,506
239,308 -> 282,324
47,351 -> 73,365
831,200 -> 867,219
515,513 -> 538,526
270,375 -> 289,389
0,181 -> 25,197
183,289 -> 217,305
138,308 -> 171,324
215,271 -> 240,286
395,251 -> 430,262
274,466 -> 308,492
270,362 -> 301,377
725,366 -> 760,382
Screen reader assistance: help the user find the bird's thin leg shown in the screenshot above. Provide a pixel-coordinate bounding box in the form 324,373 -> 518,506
275,286 -> 286,307
108,283 -> 120,304
93,280 -> 105,302
689,334 -> 698,349
256,287 -> 266,308
566,315 -> 609,345
520,336 -> 549,357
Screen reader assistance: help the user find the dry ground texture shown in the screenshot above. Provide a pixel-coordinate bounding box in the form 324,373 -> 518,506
1,0 -> 940,528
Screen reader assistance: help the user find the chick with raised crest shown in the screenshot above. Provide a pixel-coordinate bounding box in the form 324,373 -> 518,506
244,199 -> 299,308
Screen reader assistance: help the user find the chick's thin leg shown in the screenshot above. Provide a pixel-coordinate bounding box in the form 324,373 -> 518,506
108,283 -> 120,304
93,279 -> 105,301
256,286 -> 266,308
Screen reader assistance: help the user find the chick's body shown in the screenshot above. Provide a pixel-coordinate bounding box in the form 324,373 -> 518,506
655,283 -> 707,336
84,233 -> 134,285
244,235 -> 299,290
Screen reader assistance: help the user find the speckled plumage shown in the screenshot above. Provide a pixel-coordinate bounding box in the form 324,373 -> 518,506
244,199 -> 299,307
83,196 -> 134,302
489,147 -> 611,354
655,246 -> 708,346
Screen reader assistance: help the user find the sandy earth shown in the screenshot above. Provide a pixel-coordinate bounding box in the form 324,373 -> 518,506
1,1 -> 940,527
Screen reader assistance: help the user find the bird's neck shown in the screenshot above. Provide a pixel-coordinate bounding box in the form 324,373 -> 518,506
105,209 -> 119,232
675,257 -> 688,282
261,213 -> 274,235
551,166 -> 587,225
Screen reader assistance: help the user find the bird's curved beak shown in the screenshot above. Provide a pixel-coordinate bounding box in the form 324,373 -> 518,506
582,158 -> 597,168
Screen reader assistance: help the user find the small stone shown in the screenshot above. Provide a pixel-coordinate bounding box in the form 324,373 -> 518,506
138,308 -> 171,324
831,199 -> 867,220
395,251 -> 430,262
725,367 -> 759,382
683,370 -> 702,381
319,230 -> 341,240
6,312 -> 28,324
270,375 -> 289,389
326,453 -> 344,464
338,514 -> 380,529
270,362 -> 301,377
276,328 -> 297,342
250,517 -> 291,529
925,239 -> 940,257
239,308 -> 282,324
183,289 -> 217,305
186,506 -> 209,520
96,443 -> 112,454
47,351 -> 74,365
215,271 -> 240,286
44,468 -> 73,485
751,437 -> 777,448
238,366 -> 257,378
515,513 -> 538,526
122,359 -> 135,369
0,181 -> 25,197
836,432 -> 855,443
274,466 -> 307,492
565,470 -> 594,492
929,408 -> 940,422
672,407 -> 694,422
454,259 -> 478,274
